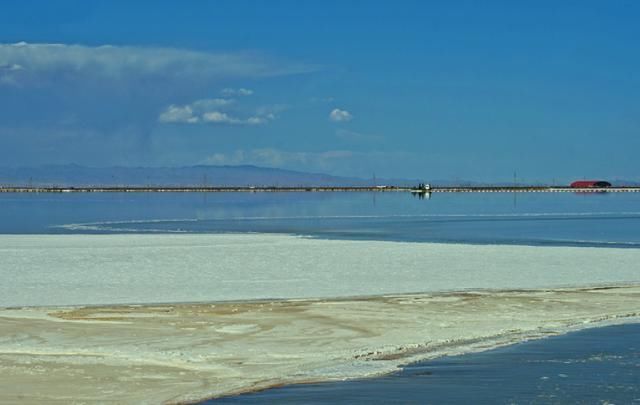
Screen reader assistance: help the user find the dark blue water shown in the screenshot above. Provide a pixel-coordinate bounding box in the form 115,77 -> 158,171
208,323 -> 640,404
1,191 -> 639,248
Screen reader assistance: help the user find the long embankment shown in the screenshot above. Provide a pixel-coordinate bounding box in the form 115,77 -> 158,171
1,185 -> 639,193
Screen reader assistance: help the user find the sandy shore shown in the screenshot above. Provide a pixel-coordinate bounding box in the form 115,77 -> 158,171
1,286 -> 639,404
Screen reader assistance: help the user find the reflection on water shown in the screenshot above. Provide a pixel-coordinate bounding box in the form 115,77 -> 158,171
210,323 -> 640,404
1,191 -> 639,247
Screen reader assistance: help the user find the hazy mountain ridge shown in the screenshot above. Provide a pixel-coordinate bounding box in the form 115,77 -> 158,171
0,164 -> 416,187
0,165 -> 635,187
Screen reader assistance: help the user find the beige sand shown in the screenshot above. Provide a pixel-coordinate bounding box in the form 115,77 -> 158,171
1,285 -> 639,404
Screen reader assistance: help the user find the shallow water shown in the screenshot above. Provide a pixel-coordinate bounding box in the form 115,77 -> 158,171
1,191 -> 639,247
210,322 -> 640,404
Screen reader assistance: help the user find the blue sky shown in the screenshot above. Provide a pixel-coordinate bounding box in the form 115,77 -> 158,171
0,1 -> 638,182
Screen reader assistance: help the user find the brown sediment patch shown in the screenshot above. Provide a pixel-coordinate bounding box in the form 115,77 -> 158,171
1,286 -> 639,404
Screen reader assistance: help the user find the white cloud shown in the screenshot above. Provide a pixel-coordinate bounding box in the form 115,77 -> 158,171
329,108 -> 353,122
221,88 -> 254,96
0,42 -> 317,87
201,111 -> 268,126
158,105 -> 199,124
159,97 -> 279,126
202,111 -> 239,124
192,98 -> 235,109
246,116 -> 268,125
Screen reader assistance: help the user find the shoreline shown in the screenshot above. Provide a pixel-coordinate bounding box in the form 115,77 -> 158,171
211,321 -> 640,404
1,286 -> 639,404
208,315 -> 640,404
2,185 -> 639,193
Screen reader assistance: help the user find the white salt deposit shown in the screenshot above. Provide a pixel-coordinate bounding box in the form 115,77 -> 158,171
1,287 -> 639,404
1,234 -> 639,307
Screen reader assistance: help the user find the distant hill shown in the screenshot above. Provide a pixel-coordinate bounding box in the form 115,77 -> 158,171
2,165 -> 634,188
0,164 -> 416,187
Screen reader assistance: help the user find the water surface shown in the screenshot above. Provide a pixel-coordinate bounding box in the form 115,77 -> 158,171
1,191 -> 639,248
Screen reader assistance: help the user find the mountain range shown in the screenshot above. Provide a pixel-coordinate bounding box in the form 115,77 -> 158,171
0,165 -> 636,187
0,164 -> 415,187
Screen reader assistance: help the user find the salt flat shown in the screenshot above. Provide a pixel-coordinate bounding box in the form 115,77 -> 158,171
1,234 -> 640,403
1,234 -> 640,307
0,286 -> 639,404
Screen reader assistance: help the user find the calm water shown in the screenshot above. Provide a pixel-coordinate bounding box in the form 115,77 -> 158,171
209,323 -> 640,404
1,191 -> 639,248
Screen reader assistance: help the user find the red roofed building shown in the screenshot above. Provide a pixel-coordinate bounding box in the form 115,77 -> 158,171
570,180 -> 612,188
